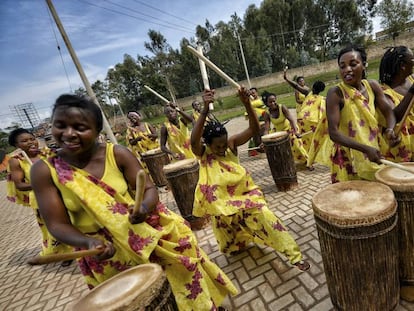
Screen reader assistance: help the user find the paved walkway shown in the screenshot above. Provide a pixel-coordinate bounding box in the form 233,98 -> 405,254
1,117 -> 414,310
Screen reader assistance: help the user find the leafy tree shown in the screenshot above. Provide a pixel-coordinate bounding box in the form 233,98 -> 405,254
376,0 -> 414,43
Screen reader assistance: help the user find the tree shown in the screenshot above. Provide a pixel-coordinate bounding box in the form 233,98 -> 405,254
376,0 -> 414,43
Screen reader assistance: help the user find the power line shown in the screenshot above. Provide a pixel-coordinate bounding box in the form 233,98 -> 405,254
130,0 -> 197,27
77,0 -> 195,34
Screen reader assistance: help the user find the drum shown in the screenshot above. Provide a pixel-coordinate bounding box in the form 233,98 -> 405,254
261,131 -> 297,191
163,159 -> 209,230
72,263 -> 178,311
375,163 -> 414,287
312,181 -> 399,311
141,148 -> 170,187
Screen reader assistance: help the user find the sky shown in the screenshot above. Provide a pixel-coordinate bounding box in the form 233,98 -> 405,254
0,0 -> 381,130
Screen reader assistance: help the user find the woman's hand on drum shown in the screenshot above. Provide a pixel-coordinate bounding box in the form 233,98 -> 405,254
364,146 -> 383,164
86,238 -> 116,261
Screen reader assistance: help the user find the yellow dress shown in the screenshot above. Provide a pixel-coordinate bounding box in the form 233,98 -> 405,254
6,153 -> 72,256
330,81 -> 383,182
295,91 -> 306,116
306,110 -> 333,167
126,123 -> 159,172
379,84 -> 413,162
43,143 -> 236,310
164,119 -> 196,161
268,105 -> 309,165
193,146 -> 303,264
297,92 -> 325,152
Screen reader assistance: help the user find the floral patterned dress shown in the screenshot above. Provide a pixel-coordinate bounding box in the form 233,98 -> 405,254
7,152 -> 72,256
193,146 -> 303,264
268,104 -> 309,165
329,80 -> 383,183
379,84 -> 413,162
297,92 -> 326,152
43,143 -> 236,310
164,119 -> 196,161
126,123 -> 159,173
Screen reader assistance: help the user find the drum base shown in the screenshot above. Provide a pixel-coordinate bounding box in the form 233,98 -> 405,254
401,285 -> 414,302
186,215 -> 210,231
276,182 -> 298,192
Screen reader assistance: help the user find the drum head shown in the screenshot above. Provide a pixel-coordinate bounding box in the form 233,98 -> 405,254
312,180 -> 396,227
261,131 -> 288,142
72,264 -> 164,311
142,148 -> 162,156
375,163 -> 414,192
163,158 -> 198,174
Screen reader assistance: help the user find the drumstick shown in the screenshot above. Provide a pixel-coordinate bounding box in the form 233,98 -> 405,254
380,159 -> 414,175
196,45 -> 214,111
133,170 -> 146,214
394,95 -> 414,135
299,130 -> 313,137
187,46 -> 240,89
28,248 -> 103,265
240,146 -> 262,152
144,85 -> 170,104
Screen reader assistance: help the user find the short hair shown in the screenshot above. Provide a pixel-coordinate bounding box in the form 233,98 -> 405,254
312,81 -> 326,95
337,44 -> 367,79
295,76 -> 304,83
202,120 -> 227,145
8,128 -> 33,147
249,87 -> 258,92
262,91 -> 276,106
191,101 -> 199,108
379,46 -> 411,85
52,94 -> 103,132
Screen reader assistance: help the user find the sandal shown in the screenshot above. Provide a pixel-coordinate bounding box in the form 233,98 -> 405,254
294,260 -> 310,271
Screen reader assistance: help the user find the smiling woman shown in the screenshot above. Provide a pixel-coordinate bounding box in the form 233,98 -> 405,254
30,93 -> 238,310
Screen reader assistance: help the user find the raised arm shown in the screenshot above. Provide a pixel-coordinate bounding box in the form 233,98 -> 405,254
283,69 -> 310,96
228,87 -> 260,151
191,90 -> 213,157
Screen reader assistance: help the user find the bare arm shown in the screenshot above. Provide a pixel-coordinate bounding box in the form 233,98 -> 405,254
326,86 -> 382,163
31,160 -> 115,260
284,70 -> 310,96
146,123 -> 158,141
392,83 -> 414,122
282,105 -> 299,135
9,158 -> 32,191
159,125 -> 172,156
263,112 -> 271,135
191,90 -> 213,157
228,87 -> 260,153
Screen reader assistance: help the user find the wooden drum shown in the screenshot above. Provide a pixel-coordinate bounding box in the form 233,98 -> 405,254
261,131 -> 297,191
312,181 -> 399,311
375,163 -> 414,288
163,159 -> 209,230
72,263 -> 178,311
141,148 -> 170,187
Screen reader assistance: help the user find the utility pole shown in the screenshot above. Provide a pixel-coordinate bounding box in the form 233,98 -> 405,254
45,0 -> 117,144
237,32 -> 251,88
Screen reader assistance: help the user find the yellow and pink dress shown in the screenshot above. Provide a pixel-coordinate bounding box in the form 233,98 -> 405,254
6,152 -> 72,256
297,92 -> 325,152
268,104 -> 309,165
329,80 -> 383,183
164,119 -> 195,161
126,123 -> 159,172
42,143 -> 236,310
378,84 -> 413,162
193,146 -> 303,265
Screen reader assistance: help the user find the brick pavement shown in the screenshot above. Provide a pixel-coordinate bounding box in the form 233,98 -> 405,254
1,116 -> 414,310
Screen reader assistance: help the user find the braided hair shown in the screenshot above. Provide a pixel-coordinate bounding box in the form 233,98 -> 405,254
379,46 -> 410,85
202,120 -> 227,145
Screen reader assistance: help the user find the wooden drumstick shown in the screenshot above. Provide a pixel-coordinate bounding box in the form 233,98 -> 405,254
240,146 -> 262,152
380,159 -> 414,175
144,85 -> 170,104
394,95 -> 414,135
187,46 -> 241,89
28,248 -> 104,265
133,170 -> 146,214
300,130 -> 313,137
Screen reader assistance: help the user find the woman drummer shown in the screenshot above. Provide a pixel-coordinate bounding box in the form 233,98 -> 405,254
191,87 -> 310,271
31,94 -> 237,310
262,91 -> 313,170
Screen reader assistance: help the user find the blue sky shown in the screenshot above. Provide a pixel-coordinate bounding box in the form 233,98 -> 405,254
0,0 -> 380,129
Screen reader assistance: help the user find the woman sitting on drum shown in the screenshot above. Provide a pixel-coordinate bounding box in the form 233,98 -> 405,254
31,94 -> 237,311
326,44 -> 400,183
190,87 -> 310,271
262,91 -> 313,170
